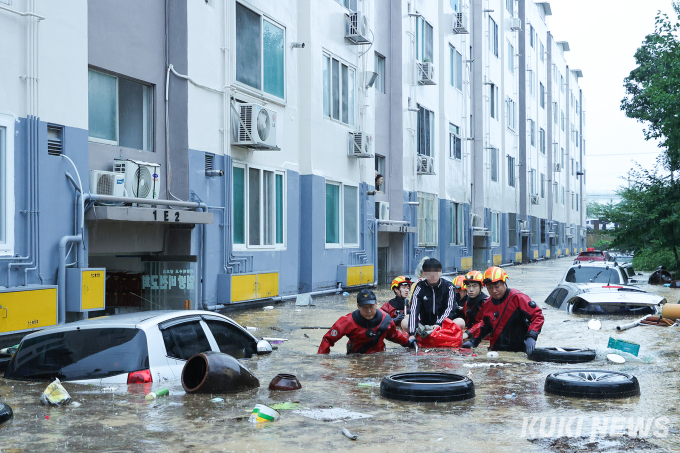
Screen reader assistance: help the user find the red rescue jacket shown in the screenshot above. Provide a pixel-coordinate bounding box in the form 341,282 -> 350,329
318,309 -> 409,354
380,296 -> 406,319
468,288 -> 544,352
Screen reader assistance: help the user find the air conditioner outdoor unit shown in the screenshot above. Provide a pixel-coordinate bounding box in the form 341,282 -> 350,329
453,12 -> 469,34
113,159 -> 161,200
417,62 -> 436,85
471,214 -> 483,228
90,170 -> 125,197
519,220 -> 529,231
554,163 -> 562,172
416,155 -> 435,175
376,201 -> 390,220
531,194 -> 539,205
347,131 -> 373,157
345,11 -> 370,44
233,103 -> 279,150
510,17 -> 522,31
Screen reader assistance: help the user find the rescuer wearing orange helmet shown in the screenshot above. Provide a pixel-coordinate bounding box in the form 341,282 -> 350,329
460,270 -> 488,330
452,275 -> 467,305
461,266 -> 544,355
380,276 -> 412,326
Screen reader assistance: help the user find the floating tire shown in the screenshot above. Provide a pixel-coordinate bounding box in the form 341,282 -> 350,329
0,403 -> 13,425
545,370 -> 640,399
529,347 -> 596,364
0,353 -> 12,373
380,372 -> 475,402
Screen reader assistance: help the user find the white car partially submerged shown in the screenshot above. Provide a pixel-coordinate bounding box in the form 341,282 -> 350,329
545,282 -> 666,315
4,311 -> 269,384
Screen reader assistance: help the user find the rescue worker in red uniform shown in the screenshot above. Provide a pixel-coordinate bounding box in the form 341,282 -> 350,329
380,276 -> 411,326
452,275 -> 467,308
461,270 -> 488,330
462,267 -> 544,355
318,289 -> 413,354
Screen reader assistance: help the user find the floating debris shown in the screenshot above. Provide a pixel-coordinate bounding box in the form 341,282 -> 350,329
293,408 -> 372,422
486,351 -> 499,358
607,353 -> 626,364
342,428 -> 358,440
40,379 -> 71,406
249,404 -> 280,423
588,319 -> 602,330
210,397 -> 224,403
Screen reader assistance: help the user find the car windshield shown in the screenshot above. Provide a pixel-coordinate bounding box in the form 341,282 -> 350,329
565,267 -> 622,284
5,328 -> 149,381
579,252 -> 602,257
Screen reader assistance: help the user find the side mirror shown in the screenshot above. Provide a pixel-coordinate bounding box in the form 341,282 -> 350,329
257,340 -> 273,355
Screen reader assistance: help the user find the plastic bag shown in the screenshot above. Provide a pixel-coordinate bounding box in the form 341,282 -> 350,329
40,378 -> 71,406
416,318 -> 463,348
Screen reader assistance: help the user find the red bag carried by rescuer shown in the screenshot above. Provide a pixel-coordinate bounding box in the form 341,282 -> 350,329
416,318 -> 463,348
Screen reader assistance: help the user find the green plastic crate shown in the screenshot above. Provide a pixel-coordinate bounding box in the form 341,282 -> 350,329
608,337 -> 640,357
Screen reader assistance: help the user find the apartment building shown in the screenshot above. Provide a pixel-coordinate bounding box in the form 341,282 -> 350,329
0,0 -> 585,339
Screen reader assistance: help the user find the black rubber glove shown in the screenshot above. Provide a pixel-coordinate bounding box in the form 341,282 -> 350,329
407,338 -> 418,349
461,341 -> 474,349
525,337 -> 536,356
394,312 -> 405,325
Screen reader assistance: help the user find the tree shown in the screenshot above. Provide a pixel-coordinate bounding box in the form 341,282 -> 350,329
621,4 -> 680,172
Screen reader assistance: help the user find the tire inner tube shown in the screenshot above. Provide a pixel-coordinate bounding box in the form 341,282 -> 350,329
545,370 -> 640,399
380,372 -> 475,402
529,347 -> 596,363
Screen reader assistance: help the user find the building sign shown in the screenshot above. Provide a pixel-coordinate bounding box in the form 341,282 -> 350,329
142,260 -> 197,311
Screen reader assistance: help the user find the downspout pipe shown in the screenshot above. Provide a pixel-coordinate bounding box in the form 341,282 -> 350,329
58,235 -> 82,324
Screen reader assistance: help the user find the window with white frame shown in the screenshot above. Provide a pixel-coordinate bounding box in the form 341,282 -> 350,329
490,84 -> 498,120
489,17 -> 498,57
418,193 -> 438,247
561,110 -> 565,131
416,16 -> 434,63
540,82 -> 545,108
491,212 -> 500,245
233,164 -> 286,248
375,53 -> 386,94
571,158 -> 574,175
507,97 -> 516,130
553,102 -> 558,124
335,0 -> 357,10
541,173 -> 545,198
323,53 -> 356,125
529,24 -> 534,48
235,3 -> 285,99
88,69 -> 153,151
561,147 -> 565,167
539,128 -> 545,154
571,192 -> 574,209
529,119 -> 535,147
540,41 -> 545,62
449,123 -> 461,159
529,70 -> 535,97
507,41 -> 514,73
490,147 -> 499,182
530,169 -> 537,195
450,45 -> 462,90
507,155 -> 515,187
560,74 -> 565,93
0,116 -> 15,256
325,182 -> 359,247
554,182 -> 559,203
450,0 -> 460,13
417,105 -> 434,156
450,202 -> 464,245
506,0 -> 513,15
561,186 -> 565,205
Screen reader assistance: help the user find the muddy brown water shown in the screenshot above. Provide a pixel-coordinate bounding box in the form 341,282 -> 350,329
1,259 -> 679,452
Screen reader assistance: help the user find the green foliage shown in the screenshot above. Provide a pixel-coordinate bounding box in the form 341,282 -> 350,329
632,248 -> 678,272
594,239 -> 613,250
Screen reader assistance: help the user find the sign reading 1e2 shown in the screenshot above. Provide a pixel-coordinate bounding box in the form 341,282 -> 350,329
152,210 -> 181,222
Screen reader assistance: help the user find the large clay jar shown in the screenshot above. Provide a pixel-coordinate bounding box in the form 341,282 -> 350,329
182,351 -> 260,394
268,373 -> 302,391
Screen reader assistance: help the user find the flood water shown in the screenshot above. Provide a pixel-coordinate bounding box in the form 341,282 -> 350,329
2,258 -> 680,452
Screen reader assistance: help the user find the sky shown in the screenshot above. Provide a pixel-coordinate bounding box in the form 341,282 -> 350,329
546,0 -> 676,200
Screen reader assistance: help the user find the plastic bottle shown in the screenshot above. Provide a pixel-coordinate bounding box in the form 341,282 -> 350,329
145,388 -> 169,401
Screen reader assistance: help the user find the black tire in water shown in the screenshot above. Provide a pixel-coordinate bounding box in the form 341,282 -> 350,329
529,347 -> 596,364
380,372 -> 475,402
0,403 -> 13,424
544,370 -> 640,399
0,353 -> 12,373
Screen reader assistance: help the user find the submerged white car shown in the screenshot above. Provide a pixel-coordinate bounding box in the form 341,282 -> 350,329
4,311 -> 266,384
545,282 -> 666,315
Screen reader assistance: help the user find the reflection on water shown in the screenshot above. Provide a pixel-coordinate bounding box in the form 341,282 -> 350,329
1,259 -> 679,451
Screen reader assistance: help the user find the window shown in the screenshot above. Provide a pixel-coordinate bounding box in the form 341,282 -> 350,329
491,212 -> 500,245
530,169 -> 537,195
450,0 -> 460,13
529,24 -> 534,48
540,82 -> 545,108
489,17 -> 498,57
560,74 -> 565,93
235,3 -> 285,99
323,53 -> 356,125
541,219 -> 547,244
532,218 -> 540,245
490,84 -> 498,119
205,319 -> 257,359
576,196 -> 579,211
0,116 -> 14,256
561,147 -> 565,167
450,202 -> 464,245
554,182 -> 559,204
416,17 -> 434,63
418,193 -> 438,247
507,41 -> 514,73
450,46 -> 462,90
529,119 -> 535,147
162,321 -> 212,361
490,147 -> 499,182
507,98 -> 516,129
336,0 -> 357,10
506,0 -> 514,15
540,173 -> 545,198
508,212 -> 517,247
529,70 -> 536,97
449,124 -> 461,159
553,102 -> 558,124
539,128 -> 546,154
417,105 -> 434,156
375,155 -> 385,191
571,158 -> 574,175
325,182 -> 359,247
561,110 -> 565,131
233,165 -> 286,248
571,192 -> 574,209
507,155 -> 516,187
540,41 -> 545,62
561,186 -> 565,205
375,53 -> 386,94
88,69 -> 153,151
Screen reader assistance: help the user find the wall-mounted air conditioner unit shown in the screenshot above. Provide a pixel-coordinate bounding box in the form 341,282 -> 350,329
519,220 -> 529,231
510,17 -> 522,31
454,12 -> 469,34
114,159 -> 160,200
90,170 -> 125,197
233,103 -> 279,150
531,195 -> 539,205
376,201 -> 390,220
554,163 -> 562,172
417,62 -> 436,85
417,155 -> 435,175
345,12 -> 370,44
347,131 -> 373,157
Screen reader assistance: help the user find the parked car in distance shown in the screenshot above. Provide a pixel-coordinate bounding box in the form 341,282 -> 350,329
545,282 -> 666,315
574,248 -> 613,263
4,311 -> 268,384
562,262 -> 631,285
